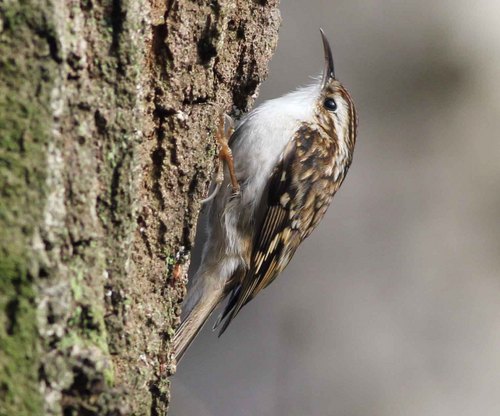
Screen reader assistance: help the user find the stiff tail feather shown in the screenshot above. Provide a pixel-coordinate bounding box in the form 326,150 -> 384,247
173,286 -> 224,363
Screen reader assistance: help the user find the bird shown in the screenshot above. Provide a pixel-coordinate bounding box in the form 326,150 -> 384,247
173,29 -> 357,363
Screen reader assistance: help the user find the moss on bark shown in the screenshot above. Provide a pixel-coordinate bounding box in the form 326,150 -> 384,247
0,0 -> 280,414
0,2 -> 61,414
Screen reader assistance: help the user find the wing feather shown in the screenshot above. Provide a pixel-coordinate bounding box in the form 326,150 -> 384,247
216,138 -> 302,335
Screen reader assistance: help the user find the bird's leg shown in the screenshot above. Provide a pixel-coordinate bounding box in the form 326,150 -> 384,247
218,114 -> 240,196
201,114 -> 240,204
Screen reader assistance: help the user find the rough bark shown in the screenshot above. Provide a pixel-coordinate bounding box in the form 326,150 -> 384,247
0,0 -> 280,414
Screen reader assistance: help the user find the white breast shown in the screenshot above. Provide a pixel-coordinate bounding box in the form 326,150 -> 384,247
232,83 -> 319,207
218,83 -> 320,259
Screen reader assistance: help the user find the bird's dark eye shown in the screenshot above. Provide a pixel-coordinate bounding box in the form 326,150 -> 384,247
324,98 -> 337,112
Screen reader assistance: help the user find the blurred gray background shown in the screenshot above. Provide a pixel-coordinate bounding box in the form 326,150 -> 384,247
171,1 -> 500,415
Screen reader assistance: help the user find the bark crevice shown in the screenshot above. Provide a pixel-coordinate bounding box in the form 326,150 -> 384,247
0,0 -> 280,414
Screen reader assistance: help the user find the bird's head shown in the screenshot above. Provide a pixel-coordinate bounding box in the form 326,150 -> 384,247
314,29 -> 357,153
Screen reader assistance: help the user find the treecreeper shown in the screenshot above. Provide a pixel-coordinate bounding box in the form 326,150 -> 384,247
174,29 -> 358,362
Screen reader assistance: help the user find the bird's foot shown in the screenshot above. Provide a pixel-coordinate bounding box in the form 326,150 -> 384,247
217,114 -> 240,195
202,113 -> 240,204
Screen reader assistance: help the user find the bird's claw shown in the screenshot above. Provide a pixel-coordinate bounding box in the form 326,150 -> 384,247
230,189 -> 241,200
202,113 -> 240,204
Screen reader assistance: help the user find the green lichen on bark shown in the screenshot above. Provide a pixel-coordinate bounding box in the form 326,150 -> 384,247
0,0 -> 280,414
0,2 -> 60,414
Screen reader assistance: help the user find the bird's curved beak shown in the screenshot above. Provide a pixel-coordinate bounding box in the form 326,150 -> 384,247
320,28 -> 335,89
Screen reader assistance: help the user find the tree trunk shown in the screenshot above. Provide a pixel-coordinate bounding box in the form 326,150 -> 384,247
0,0 -> 280,414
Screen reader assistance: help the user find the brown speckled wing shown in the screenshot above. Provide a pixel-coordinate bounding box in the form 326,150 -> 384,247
216,124 -> 341,335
